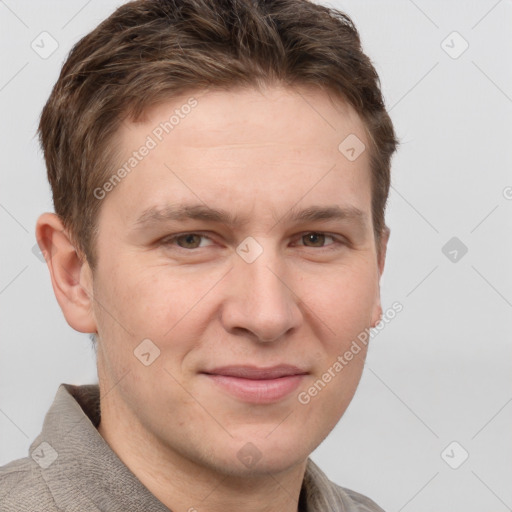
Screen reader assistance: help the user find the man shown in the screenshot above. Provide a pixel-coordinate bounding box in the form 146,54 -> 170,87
0,0 -> 398,510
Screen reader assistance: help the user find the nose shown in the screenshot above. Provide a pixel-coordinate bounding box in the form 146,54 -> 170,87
220,245 -> 303,342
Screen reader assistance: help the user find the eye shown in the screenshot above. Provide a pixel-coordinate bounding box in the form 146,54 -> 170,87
298,232 -> 339,248
162,233 -> 214,249
159,231 -> 344,252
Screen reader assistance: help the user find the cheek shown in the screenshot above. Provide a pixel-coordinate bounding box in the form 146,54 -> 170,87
306,264 -> 377,412
305,262 -> 379,338
93,260 -> 224,360
95,262 -> 176,331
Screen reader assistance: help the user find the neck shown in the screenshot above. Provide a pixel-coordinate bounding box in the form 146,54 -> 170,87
97,389 -> 307,512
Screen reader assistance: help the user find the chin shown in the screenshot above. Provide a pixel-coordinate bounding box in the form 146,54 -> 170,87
214,451 -> 307,479
220,430 -> 314,477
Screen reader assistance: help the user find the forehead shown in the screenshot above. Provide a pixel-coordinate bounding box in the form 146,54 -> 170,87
129,85 -> 366,149
104,86 -> 372,227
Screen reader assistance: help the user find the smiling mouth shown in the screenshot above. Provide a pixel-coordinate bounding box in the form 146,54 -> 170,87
201,365 -> 309,404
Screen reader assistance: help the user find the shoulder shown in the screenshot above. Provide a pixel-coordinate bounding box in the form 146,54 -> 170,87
334,481 -> 387,512
0,457 -> 61,511
304,458 -> 386,512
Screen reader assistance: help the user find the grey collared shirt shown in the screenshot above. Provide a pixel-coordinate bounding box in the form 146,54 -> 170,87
0,384 -> 385,511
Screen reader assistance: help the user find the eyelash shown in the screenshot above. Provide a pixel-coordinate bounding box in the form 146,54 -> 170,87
159,232 -> 346,251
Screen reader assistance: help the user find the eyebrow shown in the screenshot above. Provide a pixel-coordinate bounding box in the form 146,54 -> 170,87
133,203 -> 368,230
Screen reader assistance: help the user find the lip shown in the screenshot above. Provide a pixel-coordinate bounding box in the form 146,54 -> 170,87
204,364 -> 308,379
202,365 -> 308,404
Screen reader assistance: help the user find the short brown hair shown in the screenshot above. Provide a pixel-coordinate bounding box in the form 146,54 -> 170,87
39,0 -> 398,269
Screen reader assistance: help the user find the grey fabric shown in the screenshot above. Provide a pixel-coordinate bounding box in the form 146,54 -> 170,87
0,384 -> 385,511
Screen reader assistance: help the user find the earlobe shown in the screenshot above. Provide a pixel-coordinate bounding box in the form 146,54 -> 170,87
35,212 -> 97,333
370,302 -> 383,329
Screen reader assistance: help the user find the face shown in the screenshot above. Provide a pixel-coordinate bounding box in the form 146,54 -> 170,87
89,86 -> 387,476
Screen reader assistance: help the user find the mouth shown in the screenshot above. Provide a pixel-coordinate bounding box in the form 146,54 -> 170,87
201,365 -> 309,404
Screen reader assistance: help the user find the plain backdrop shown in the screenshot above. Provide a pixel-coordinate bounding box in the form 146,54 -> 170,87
1,1 -> 511,510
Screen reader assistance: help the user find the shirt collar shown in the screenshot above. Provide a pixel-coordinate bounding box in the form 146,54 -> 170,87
30,383 -> 355,512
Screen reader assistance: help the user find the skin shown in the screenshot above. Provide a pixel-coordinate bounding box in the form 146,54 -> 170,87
37,85 -> 389,512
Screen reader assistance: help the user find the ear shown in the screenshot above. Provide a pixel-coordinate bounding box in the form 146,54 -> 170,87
377,226 -> 390,277
35,212 -> 97,333
370,226 -> 390,328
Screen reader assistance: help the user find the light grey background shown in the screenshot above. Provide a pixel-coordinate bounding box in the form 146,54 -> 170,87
1,0 -> 511,510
